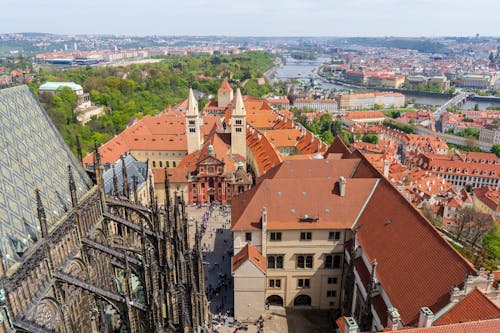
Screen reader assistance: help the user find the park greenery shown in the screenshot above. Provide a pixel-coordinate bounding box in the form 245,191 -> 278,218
29,51 -> 275,156
293,109 -> 352,145
491,144 -> 500,157
383,119 -> 416,134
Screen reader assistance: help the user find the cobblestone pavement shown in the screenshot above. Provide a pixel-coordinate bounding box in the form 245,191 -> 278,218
186,204 -> 237,328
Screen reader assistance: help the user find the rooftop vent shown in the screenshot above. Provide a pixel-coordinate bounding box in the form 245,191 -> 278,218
299,215 -> 318,223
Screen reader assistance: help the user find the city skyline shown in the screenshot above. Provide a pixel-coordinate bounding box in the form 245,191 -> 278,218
1,0 -> 499,37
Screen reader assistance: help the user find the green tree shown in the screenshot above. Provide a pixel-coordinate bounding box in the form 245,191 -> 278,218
483,224 -> 500,260
361,134 -> 379,144
491,144 -> 500,157
320,130 -> 334,145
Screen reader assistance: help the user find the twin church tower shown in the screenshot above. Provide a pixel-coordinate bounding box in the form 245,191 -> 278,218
185,80 -> 247,159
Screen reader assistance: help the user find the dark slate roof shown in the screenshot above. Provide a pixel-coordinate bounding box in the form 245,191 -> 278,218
0,85 -> 93,267
102,153 -> 148,196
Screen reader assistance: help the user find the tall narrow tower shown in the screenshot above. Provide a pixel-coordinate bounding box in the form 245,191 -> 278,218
186,88 -> 201,154
218,79 -> 233,108
231,88 -> 246,160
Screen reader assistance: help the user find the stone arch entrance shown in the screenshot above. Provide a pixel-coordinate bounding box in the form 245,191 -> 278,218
266,295 -> 284,307
294,294 -> 312,308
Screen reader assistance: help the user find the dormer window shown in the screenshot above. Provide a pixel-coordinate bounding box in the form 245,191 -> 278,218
473,169 -> 479,174
491,171 -> 496,176
455,167 -> 460,172
447,167 -> 452,172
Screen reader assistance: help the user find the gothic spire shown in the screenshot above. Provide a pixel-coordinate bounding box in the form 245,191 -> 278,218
76,135 -> 83,165
164,167 -> 171,217
120,154 -> 129,199
132,175 -> 138,203
149,174 -> 155,208
35,189 -> 49,238
68,165 -> 78,207
112,165 -> 119,197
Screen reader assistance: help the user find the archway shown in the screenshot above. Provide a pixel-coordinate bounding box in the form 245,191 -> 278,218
294,294 -> 311,308
266,295 -> 284,307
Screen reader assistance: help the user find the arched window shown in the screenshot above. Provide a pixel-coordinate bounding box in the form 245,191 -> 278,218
166,161 -> 170,167
173,161 -> 177,167
152,161 -> 156,167
159,161 -> 163,167
268,256 -> 275,269
297,255 -> 305,268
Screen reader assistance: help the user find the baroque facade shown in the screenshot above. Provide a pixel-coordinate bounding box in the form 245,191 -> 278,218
0,86 -> 209,333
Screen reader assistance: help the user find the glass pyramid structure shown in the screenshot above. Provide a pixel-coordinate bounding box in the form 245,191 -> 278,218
0,85 -> 93,268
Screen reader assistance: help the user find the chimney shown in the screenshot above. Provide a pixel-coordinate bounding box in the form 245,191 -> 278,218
261,207 -> 267,257
418,307 -> 434,328
343,317 -> 359,333
339,176 -> 346,197
387,307 -> 400,331
383,160 -> 390,178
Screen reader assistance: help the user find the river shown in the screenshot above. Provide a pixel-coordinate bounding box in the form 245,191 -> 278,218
275,56 -> 500,109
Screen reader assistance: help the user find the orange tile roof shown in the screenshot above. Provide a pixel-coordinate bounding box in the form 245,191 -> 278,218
433,289 -> 500,326
218,79 -> 233,93
233,177 -> 378,231
83,111 -> 220,165
232,243 -> 266,273
394,318 -> 500,333
344,111 -> 386,120
246,127 -> 282,176
231,159 -> 373,231
474,186 -> 500,212
263,129 -> 302,148
355,166 -> 475,325
324,136 -> 352,158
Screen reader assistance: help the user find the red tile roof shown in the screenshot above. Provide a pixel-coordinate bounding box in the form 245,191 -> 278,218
474,186 -> 500,212
395,318 -> 500,333
324,136 -> 352,159
83,111 -> 220,165
355,165 -> 475,326
218,79 -> 233,93
232,243 -> 266,273
434,289 -> 500,326
231,159 -> 376,231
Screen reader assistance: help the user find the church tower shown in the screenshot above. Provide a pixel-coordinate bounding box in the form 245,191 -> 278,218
186,88 -> 201,154
231,88 -> 246,160
218,79 -> 233,108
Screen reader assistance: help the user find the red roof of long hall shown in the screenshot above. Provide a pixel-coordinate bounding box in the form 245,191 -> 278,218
232,243 -> 266,273
394,318 -> 500,333
433,289 -> 500,326
355,172 -> 475,326
83,111 -> 220,166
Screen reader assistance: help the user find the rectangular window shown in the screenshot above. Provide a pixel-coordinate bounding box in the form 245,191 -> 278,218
269,279 -> 281,289
267,255 -> 284,269
300,232 -> 312,241
324,254 -> 342,269
189,120 -> 195,125
328,277 -> 338,284
297,255 -> 313,269
327,290 -> 337,297
189,128 -> 196,133
328,231 -> 341,241
235,119 -> 242,125
298,279 -> 310,288
270,232 -> 282,241
245,232 -> 252,242
236,127 -> 242,132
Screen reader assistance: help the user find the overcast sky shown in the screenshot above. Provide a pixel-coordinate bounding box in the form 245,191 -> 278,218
1,0 -> 499,36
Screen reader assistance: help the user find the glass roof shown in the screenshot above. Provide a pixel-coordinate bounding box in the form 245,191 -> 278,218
0,85 -> 92,268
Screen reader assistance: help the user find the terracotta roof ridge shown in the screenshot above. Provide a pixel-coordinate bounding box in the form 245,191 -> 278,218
352,179 -> 380,229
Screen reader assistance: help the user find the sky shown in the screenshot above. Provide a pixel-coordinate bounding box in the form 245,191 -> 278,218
1,0 -> 499,37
